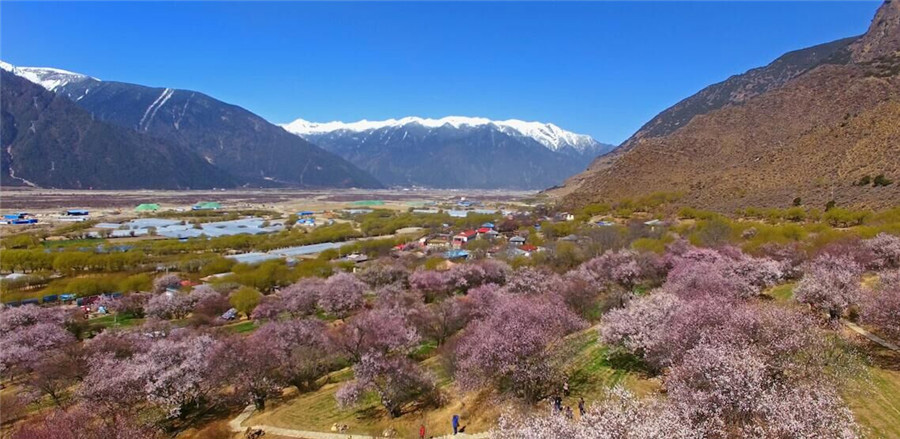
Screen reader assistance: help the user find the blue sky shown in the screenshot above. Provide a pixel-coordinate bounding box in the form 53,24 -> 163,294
0,1 -> 881,144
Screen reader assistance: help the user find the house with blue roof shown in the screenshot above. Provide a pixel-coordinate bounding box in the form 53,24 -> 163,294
444,249 -> 470,260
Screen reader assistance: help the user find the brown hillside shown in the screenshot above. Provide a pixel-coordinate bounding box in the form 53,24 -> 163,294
557,1 -> 900,211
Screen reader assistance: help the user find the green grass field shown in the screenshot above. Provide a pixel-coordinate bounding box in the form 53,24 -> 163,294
0,288 -> 50,303
222,320 -> 257,334
765,282 -> 796,302
564,329 -> 659,400
88,313 -> 143,330
846,344 -> 900,439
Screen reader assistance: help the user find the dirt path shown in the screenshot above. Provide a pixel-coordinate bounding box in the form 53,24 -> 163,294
230,405 -> 491,439
843,320 -> 900,352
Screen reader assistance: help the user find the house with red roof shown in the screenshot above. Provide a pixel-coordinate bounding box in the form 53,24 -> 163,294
452,230 -> 478,248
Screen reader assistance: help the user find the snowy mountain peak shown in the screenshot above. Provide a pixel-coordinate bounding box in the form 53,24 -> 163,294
0,61 -> 97,92
283,116 -> 604,153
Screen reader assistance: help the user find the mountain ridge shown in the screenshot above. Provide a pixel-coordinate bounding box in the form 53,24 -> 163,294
556,0 -> 900,211
1,62 -> 384,189
284,116 -> 608,154
1,70 -> 236,189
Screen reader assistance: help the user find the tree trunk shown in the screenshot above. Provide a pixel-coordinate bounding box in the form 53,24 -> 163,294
48,391 -> 63,408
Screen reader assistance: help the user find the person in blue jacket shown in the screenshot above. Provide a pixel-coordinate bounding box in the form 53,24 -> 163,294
452,414 -> 459,435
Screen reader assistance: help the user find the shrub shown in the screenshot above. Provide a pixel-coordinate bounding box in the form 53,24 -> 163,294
229,286 -> 263,317
784,207 -> 806,222
823,208 -> 870,228
873,174 -> 893,187
119,274 -> 152,293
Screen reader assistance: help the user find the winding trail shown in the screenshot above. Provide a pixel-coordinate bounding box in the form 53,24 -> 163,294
229,404 -> 491,439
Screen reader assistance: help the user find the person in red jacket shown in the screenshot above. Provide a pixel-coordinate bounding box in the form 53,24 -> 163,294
419,424 -> 426,439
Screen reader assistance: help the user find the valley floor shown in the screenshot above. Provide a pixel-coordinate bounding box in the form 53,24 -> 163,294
0,188 -> 536,213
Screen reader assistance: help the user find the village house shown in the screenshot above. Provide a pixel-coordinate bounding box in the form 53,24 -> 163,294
1,213 -> 37,225
338,253 -> 370,272
420,234 -> 452,251
478,229 -> 500,240
553,212 -> 576,222
135,203 -> 160,212
192,202 -> 222,211
452,230 -> 478,248
343,208 -> 374,215
505,244 -> 540,258
443,249 -> 471,260
644,219 -> 665,231
295,217 -> 316,227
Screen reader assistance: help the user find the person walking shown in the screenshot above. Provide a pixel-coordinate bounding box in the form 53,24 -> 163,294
419,424 -> 426,439
452,414 -> 460,435
578,397 -> 586,418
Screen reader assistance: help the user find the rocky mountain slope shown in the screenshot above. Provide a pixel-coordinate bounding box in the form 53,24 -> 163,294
1,70 -> 236,189
284,117 -> 613,189
557,0 -> 900,211
1,63 -> 382,189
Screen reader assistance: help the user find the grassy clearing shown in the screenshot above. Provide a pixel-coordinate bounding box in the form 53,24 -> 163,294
222,320 -> 257,334
844,338 -> 900,439
765,282 -> 796,302
851,366 -> 900,439
88,313 -> 143,330
565,329 -> 659,402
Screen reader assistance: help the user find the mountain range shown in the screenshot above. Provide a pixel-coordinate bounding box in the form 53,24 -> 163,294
2,60 -> 610,191
555,0 -> 900,211
283,117 -> 613,189
1,62 -> 382,189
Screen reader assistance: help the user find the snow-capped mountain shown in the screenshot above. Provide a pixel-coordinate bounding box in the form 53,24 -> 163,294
0,61 -> 96,92
0,61 -> 382,189
1,68 -> 236,189
284,116 -> 606,155
282,116 -> 614,189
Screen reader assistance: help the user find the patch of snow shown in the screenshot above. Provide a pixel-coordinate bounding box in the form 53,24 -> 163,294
5,146 -> 38,187
139,88 -> 174,131
1,60 -> 97,92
